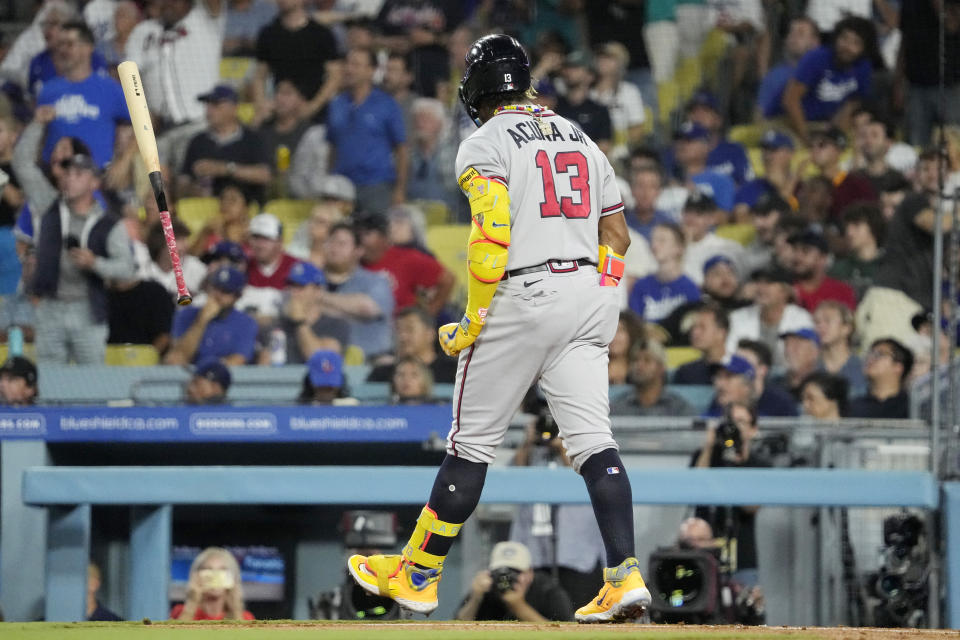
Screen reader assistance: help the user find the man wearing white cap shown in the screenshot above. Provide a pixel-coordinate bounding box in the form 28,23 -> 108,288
455,541 -> 573,622
238,212 -> 298,319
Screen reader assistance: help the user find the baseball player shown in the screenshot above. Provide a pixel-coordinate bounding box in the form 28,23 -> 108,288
348,34 -> 651,623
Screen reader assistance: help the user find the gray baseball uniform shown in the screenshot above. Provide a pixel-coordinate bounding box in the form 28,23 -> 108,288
448,107 -> 626,472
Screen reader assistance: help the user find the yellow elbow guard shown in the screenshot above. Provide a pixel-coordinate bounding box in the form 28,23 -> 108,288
460,171 -> 512,325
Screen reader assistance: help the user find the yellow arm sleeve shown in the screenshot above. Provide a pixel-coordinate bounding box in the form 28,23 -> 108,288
460,171 -> 510,335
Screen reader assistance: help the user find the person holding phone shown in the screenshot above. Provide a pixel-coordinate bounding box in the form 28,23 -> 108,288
170,547 -> 254,621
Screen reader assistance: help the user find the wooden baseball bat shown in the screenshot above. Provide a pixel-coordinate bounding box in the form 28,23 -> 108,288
117,60 -> 192,305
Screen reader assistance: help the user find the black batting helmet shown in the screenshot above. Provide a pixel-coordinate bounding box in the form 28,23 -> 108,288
459,34 -> 531,126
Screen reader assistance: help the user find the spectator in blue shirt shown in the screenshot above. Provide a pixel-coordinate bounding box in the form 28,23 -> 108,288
733,130 -> 797,220
318,222 -> 395,360
37,21 -> 130,169
782,16 -> 876,145
625,166 -> 673,241
327,48 -> 408,216
166,266 -> 259,366
757,16 -> 821,119
673,121 -> 736,213
629,222 -> 700,324
684,91 -> 752,186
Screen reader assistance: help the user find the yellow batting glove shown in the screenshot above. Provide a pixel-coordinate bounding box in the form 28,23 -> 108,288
438,314 -> 483,357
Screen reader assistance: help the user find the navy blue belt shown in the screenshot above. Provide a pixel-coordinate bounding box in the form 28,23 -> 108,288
502,258 -> 596,281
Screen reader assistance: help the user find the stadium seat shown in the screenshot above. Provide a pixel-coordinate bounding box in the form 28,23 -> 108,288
657,79 -> 679,127
674,57 -> 703,102
729,124 -> 768,149
176,197 -> 219,237
699,29 -> 729,81
104,344 -> 159,366
426,224 -> 470,300
665,346 -> 702,371
237,102 -> 256,125
715,223 -> 756,247
410,199 -> 451,226
263,199 -> 313,245
219,57 -> 255,88
747,146 -> 763,178
669,384 -> 715,415
352,381 -> 391,403
344,344 -> 366,366
0,342 -> 35,362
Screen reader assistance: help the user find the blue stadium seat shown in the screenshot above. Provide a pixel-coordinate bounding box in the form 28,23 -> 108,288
668,384 -> 715,415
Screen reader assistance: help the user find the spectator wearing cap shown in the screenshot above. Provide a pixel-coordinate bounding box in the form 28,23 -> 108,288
673,122 -> 736,213
36,21 -> 129,169
673,303 -> 730,385
165,265 -> 258,365
807,127 -> 878,223
782,16 -> 876,145
757,16 -> 821,119
829,203 -> 885,298
239,212 -> 299,319
743,194 -> 791,276
681,91 -> 752,186
611,339 -> 694,417
590,41 -> 645,163
298,349 -> 347,405
455,540 -> 574,622
319,222 -> 394,360
705,354 -> 757,416
734,339 -> 798,417
356,213 -> 453,318
178,85 -> 271,204
406,98 -> 461,214
202,241 -> 248,272
252,0 -> 339,127
0,356 -> 38,406
848,338 -> 913,419
367,306 -> 458,385
771,328 -> 821,399
554,51 -> 613,155
680,191 -> 745,286
726,268 -> 814,369
287,202 -> 342,268
658,254 -> 749,347
125,0 -> 224,127
628,222 -> 700,325
31,153 -> 136,364
185,359 -> 231,405
141,218 -> 208,305
733,132 -> 797,221
256,261 -> 349,365
623,167 -> 673,242
327,48 -> 408,215
850,112 -> 908,194
814,300 -> 866,397
789,228 -> 856,312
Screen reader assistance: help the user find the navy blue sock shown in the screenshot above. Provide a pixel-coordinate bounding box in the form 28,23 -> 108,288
420,455 -> 487,559
580,448 -> 635,567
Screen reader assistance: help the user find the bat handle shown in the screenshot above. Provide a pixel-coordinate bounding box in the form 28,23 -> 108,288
157,209 -> 192,305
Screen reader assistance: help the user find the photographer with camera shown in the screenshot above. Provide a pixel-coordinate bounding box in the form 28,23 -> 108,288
455,542 -> 574,622
692,399 -> 769,594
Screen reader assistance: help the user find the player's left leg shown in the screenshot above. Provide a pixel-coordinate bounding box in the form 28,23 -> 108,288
538,275 -> 651,623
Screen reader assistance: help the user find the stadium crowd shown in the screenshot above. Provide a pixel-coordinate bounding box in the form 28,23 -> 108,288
0,0 -> 955,422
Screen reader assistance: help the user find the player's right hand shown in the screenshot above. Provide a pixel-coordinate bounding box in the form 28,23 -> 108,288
438,315 -> 480,357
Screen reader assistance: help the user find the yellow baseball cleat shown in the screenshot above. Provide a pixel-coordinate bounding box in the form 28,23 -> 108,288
347,554 -> 441,614
575,557 -> 652,623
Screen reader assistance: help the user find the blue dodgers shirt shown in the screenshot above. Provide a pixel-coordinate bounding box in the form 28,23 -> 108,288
625,209 -> 674,242
793,45 -> 871,122
663,141 -> 752,186
172,306 -> 259,364
38,74 -> 130,168
326,88 -> 406,186
628,273 -> 701,323
757,62 -> 794,118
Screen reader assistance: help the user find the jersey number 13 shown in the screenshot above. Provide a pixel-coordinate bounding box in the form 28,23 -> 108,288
535,150 -> 591,219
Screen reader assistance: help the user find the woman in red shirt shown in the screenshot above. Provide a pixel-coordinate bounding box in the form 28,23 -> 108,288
170,547 -> 255,621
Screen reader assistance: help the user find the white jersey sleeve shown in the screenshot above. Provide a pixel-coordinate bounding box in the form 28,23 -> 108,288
454,132 -> 508,188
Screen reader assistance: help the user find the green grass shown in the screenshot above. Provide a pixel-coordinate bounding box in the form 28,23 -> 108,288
0,621 -> 842,640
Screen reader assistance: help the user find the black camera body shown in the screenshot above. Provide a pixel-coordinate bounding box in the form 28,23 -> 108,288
490,566 -> 521,594
647,547 -> 721,624
522,387 -> 559,445
866,514 -> 928,628
65,235 -> 81,250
